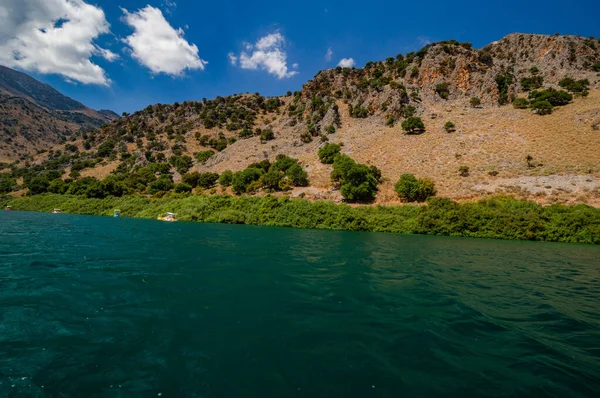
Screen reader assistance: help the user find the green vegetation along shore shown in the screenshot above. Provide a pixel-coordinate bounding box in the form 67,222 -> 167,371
4,194 -> 600,244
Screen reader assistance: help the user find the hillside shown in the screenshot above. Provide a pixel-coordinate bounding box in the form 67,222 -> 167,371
4,33 -> 600,206
0,65 -> 119,162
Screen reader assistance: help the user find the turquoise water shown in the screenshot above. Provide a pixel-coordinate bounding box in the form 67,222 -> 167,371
1,211 -> 599,397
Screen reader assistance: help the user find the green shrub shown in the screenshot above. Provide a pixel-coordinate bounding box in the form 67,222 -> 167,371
169,155 -> 193,174
529,88 -> 572,106
239,128 -> 254,138
331,155 -> 379,202
175,183 -> 193,193
530,100 -> 553,115
219,170 -> 234,187
435,83 -> 450,99
148,177 -> 174,195
197,173 -> 220,189
325,125 -> 336,134
444,121 -> 455,133
286,164 -> 309,186
260,129 -> 275,141
470,97 -> 481,108
401,117 -> 425,134
182,172 -> 201,187
520,76 -> 543,91
394,174 -> 436,202
559,77 -> 590,93
232,168 -> 264,194
28,177 -> 50,195
512,98 -> 529,109
458,166 -> 470,177
318,143 -> 341,164
260,170 -> 284,191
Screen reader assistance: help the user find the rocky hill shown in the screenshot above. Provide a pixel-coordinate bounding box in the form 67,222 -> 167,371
0,65 -> 119,162
6,33 -> 600,206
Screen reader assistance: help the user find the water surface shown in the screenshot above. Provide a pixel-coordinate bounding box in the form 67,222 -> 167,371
1,211 -> 599,397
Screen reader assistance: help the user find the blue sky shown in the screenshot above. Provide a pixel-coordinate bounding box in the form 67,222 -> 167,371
1,0 -> 599,114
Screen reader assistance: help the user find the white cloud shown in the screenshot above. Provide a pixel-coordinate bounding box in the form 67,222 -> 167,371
230,32 -> 297,79
163,0 -> 177,14
227,52 -> 237,65
337,58 -> 355,68
325,47 -> 333,61
122,5 -> 207,76
0,0 -> 114,85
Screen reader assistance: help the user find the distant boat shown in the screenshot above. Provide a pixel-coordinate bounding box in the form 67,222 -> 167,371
113,209 -> 121,218
5,205 -> 12,211
52,209 -> 61,214
158,212 -> 177,222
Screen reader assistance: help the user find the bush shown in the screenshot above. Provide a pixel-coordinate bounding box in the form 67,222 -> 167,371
512,98 -> 529,109
470,97 -> 481,108
530,100 -> 553,115
239,128 -> 254,138
529,88 -> 572,106
325,125 -> 336,134
197,173 -> 220,189
300,132 -> 313,143
318,143 -> 341,164
28,177 -> 50,195
394,174 -> 436,202
219,170 -> 233,186
195,151 -> 214,164
520,76 -> 543,91
559,77 -> 590,93
444,121 -> 455,133
331,155 -> 379,202
182,172 -> 201,187
286,164 -> 309,186
148,177 -> 174,194
435,83 -> 450,100
169,155 -> 193,174
401,117 -> 425,134
232,168 -> 264,194
458,166 -> 470,177
260,170 -> 284,191
175,183 -> 193,193
260,129 -> 275,141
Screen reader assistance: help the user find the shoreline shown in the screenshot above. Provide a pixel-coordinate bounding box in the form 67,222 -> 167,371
3,193 -> 599,244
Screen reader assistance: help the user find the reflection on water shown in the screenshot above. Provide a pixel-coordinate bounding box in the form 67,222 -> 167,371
1,211 -> 599,397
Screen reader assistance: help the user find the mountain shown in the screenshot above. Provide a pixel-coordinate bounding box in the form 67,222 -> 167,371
0,65 -> 119,162
13,33 -> 600,205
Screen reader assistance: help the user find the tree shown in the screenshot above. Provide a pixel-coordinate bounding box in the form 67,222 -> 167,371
530,100 -> 553,115
169,155 -> 193,174
512,98 -> 529,109
232,168 -> 263,194
435,83 -> 450,99
148,177 -> 174,194
260,129 -> 275,142
318,143 -> 341,164
219,170 -> 234,186
401,117 -> 425,134
175,183 -> 193,193
444,121 -> 456,133
286,164 -> 309,186
470,97 -> 481,108
394,174 -> 436,202
182,172 -> 201,187
260,169 -> 284,191
195,151 -> 214,164
331,154 -> 379,202
197,172 -> 219,189
28,177 -> 49,195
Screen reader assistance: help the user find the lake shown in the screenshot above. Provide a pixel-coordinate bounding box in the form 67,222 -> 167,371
1,211 -> 599,397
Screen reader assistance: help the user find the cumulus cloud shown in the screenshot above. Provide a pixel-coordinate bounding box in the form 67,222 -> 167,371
325,47 -> 333,61
230,32 -> 297,79
0,0 -> 115,85
227,52 -> 238,65
337,58 -> 355,68
122,6 -> 207,76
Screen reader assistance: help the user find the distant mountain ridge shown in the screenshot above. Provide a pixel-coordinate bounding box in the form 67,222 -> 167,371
0,65 -> 119,161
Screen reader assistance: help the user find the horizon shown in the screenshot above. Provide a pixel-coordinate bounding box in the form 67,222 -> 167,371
1,0 -> 599,114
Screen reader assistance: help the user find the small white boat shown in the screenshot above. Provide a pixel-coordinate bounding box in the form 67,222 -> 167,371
52,209 -> 61,214
158,212 -> 177,222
